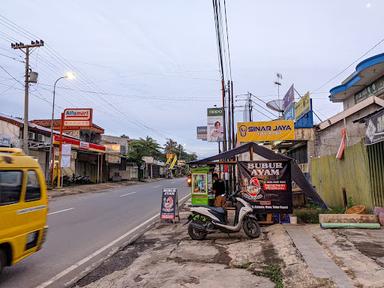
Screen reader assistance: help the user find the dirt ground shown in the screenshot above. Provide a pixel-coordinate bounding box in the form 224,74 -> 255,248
73,210 -> 333,288
70,198 -> 384,288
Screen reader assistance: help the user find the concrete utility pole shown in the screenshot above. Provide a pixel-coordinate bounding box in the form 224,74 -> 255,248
11,40 -> 44,154
248,92 -> 253,122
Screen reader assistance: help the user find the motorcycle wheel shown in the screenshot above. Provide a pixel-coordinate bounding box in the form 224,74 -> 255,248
188,221 -> 207,240
243,217 -> 261,238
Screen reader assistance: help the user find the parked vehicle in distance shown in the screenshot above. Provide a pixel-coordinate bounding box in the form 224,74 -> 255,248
0,148 -> 48,275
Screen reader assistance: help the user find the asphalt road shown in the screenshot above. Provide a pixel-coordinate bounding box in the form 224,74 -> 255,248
0,178 -> 189,288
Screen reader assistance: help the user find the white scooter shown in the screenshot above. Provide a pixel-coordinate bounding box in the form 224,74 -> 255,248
187,192 -> 261,240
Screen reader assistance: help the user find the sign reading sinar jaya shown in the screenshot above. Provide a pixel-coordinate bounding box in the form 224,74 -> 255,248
237,120 -> 295,142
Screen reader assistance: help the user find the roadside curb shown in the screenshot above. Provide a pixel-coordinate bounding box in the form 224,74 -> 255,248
66,193 -> 191,288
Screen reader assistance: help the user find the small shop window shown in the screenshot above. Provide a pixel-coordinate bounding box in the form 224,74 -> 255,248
0,170 -> 22,205
25,170 -> 41,202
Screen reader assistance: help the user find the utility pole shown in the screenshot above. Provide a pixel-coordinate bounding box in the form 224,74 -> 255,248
227,81 -> 232,150
248,92 -> 253,122
221,79 -> 227,152
230,81 -> 235,148
11,40 -> 44,154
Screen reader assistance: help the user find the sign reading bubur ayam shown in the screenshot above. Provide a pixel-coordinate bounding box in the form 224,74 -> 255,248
238,161 -> 292,213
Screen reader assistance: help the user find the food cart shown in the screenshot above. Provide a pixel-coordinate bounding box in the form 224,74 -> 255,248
191,166 -> 215,206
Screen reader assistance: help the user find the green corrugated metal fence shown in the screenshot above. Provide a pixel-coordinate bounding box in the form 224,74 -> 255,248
311,141 -> 373,209
367,141 -> 384,207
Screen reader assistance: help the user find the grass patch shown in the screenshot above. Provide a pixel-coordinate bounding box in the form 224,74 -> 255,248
294,206 -> 344,224
255,264 -> 283,288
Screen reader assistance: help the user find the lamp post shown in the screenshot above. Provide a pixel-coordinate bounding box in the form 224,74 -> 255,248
47,72 -> 75,186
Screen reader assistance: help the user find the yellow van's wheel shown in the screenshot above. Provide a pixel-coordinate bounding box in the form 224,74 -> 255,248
0,250 -> 6,274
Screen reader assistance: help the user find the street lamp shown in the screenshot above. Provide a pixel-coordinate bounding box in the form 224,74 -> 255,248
47,72 -> 75,186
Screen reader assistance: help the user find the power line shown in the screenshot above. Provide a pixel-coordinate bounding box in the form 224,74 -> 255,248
0,52 -> 24,62
0,64 -> 23,86
0,14 -> 170,140
312,37 -> 384,92
223,0 -> 232,81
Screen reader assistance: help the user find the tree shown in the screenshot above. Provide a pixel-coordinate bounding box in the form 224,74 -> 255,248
127,137 -> 163,179
164,138 -> 178,154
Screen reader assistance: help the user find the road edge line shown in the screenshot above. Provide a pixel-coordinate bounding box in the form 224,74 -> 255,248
36,193 -> 191,288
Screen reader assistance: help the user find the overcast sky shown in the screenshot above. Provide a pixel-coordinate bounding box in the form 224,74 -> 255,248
0,0 -> 383,157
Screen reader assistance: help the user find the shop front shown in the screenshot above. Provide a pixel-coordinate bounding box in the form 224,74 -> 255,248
53,135 -> 105,183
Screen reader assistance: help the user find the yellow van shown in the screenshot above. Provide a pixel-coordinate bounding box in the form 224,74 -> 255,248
0,148 -> 48,274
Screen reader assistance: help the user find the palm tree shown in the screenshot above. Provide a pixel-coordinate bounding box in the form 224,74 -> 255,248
164,138 -> 178,154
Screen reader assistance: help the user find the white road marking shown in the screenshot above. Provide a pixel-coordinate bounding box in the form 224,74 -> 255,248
48,208 -> 74,216
119,192 -> 137,198
35,193 -> 191,288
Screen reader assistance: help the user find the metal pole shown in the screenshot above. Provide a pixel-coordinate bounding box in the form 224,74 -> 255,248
48,77 -> 65,185
231,81 -> 235,148
221,79 -> 227,152
227,81 -> 232,150
57,113 -> 64,189
248,92 -> 253,122
23,47 -> 30,154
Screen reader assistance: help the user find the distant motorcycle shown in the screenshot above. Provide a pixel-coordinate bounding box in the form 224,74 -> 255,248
187,175 -> 192,186
186,191 -> 261,240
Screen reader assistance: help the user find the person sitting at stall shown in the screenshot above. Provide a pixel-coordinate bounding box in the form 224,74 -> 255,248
212,173 -> 226,207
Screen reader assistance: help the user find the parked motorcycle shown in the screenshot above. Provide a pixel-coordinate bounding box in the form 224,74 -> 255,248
186,191 -> 261,240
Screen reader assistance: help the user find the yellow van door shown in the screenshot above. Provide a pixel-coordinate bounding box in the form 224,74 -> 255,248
15,169 -> 47,261
0,170 -> 25,262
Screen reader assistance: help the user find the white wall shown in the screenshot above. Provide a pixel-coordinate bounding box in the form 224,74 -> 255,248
0,120 -> 21,147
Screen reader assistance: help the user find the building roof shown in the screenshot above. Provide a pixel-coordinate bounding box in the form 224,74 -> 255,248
0,113 -> 77,139
31,119 -> 104,134
329,53 -> 384,102
352,107 -> 384,124
318,96 -> 384,130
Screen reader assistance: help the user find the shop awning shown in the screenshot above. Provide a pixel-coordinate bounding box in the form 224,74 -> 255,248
53,135 -> 106,153
190,142 -> 327,208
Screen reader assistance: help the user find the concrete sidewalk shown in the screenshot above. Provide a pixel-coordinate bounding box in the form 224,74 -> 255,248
285,225 -> 354,288
73,207 -> 333,288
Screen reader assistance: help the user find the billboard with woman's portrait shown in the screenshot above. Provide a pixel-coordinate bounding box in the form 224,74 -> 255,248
207,108 -> 224,142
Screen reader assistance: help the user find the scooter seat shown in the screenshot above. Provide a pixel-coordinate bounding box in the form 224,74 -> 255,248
209,207 -> 225,214
208,207 -> 227,224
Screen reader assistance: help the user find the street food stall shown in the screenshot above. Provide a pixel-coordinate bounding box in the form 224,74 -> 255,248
189,142 -> 327,224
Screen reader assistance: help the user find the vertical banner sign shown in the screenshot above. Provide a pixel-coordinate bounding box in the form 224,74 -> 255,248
160,188 -> 179,220
283,84 -> 295,111
61,144 -> 71,168
207,108 -> 224,142
196,126 -> 208,141
295,92 -> 311,120
238,161 -> 292,213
